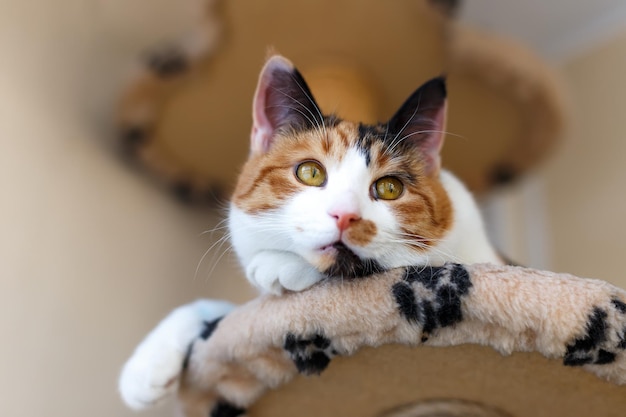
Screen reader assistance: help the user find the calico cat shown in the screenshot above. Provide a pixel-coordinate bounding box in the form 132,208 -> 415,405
119,54 -> 504,409
229,55 -> 502,294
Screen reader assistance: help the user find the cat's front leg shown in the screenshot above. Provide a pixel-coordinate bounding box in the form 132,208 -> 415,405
246,250 -> 324,294
119,299 -> 235,410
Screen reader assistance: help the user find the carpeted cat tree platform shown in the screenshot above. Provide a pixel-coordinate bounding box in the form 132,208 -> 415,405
121,264 -> 626,416
115,1 -> 626,416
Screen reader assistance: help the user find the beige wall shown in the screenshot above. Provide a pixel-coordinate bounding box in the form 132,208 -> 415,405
540,30 -> 626,285
1,1 -> 253,416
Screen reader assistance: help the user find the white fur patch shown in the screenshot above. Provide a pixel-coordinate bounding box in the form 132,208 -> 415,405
118,299 -> 235,410
246,250 -> 324,294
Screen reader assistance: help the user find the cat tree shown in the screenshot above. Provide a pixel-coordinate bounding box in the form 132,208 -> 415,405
117,0 -> 565,203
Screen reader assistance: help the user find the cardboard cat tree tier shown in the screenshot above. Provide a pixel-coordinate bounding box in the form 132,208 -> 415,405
117,0 -> 565,203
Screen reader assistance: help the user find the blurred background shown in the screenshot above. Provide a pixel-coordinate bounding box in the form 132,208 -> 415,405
2,0 -> 626,416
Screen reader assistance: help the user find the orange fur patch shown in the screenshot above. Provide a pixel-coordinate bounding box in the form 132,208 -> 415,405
365,138 -> 453,250
316,252 -> 337,272
394,175 -> 453,247
232,123 -> 358,213
346,219 -> 377,246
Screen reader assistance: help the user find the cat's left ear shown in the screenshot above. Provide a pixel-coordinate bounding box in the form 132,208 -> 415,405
386,77 -> 447,176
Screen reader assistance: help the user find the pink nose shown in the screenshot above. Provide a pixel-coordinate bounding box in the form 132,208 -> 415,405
329,210 -> 361,232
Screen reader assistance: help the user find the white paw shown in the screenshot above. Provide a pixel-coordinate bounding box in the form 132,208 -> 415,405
119,299 -> 235,410
246,251 -> 324,294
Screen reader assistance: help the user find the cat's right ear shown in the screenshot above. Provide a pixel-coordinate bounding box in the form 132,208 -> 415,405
250,55 -> 322,155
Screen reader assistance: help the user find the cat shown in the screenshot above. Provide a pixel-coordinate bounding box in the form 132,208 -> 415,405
119,54 -> 505,409
229,54 -> 503,294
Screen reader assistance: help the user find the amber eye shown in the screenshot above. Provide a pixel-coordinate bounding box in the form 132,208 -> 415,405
372,176 -> 404,200
295,161 -> 327,187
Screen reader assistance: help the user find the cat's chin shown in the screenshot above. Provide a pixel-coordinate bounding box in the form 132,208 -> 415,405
315,242 -> 385,279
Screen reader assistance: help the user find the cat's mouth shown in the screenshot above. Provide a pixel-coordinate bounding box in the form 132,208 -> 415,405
319,242 -> 340,254
321,242 -> 384,279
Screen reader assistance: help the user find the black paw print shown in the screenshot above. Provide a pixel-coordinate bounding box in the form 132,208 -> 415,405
146,47 -> 189,77
283,333 -> 335,375
392,263 -> 472,342
564,298 -> 626,367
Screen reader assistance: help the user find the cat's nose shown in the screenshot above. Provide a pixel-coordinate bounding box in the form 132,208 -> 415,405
329,210 -> 361,232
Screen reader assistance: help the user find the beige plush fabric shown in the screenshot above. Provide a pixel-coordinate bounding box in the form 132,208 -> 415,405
174,263 -> 626,417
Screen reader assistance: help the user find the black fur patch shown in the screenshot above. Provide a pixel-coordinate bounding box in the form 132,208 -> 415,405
394,264 -> 473,341
147,48 -> 188,77
353,121 -> 422,189
323,242 -> 384,279
210,401 -> 246,417
357,123 -> 384,166
564,307 -> 615,366
284,333 -> 334,375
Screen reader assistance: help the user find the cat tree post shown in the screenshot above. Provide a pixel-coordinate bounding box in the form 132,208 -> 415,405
302,63 -> 381,124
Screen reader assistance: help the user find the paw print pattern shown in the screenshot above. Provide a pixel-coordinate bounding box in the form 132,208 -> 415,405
614,298 -> 626,350
283,333 -> 335,375
209,401 -> 246,417
183,317 -> 223,370
563,298 -> 626,367
392,263 -> 472,341
146,47 -> 189,77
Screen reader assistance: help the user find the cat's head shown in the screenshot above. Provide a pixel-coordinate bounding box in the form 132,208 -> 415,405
230,55 -> 453,278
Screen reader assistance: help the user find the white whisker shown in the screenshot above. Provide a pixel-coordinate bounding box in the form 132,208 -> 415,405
203,246 -> 234,285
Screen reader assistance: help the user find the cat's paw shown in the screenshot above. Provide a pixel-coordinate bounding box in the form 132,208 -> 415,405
246,251 -> 324,294
119,299 -> 235,410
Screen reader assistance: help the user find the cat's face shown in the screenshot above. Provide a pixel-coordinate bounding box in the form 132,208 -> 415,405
231,55 -> 453,278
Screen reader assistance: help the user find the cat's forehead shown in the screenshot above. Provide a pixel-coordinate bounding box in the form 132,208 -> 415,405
286,120 -> 381,161
295,120 -> 421,176
326,120 -> 386,151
